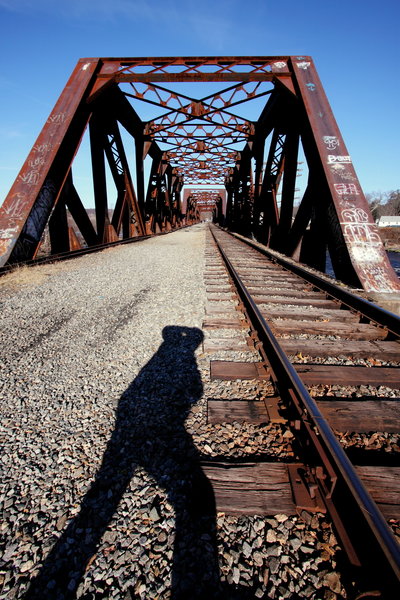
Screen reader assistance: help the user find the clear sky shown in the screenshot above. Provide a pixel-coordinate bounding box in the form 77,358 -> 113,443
0,0 -> 399,205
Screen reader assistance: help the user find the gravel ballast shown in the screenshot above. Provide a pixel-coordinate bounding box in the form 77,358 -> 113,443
0,224 -> 361,599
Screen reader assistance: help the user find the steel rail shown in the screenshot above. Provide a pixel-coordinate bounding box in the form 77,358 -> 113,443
209,225 -> 400,594
225,229 -> 400,338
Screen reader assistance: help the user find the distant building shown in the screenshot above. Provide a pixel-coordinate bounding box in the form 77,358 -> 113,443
377,216 -> 400,227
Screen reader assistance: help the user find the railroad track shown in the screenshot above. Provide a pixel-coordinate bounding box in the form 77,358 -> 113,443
201,223 -> 400,598
2,222 -> 399,599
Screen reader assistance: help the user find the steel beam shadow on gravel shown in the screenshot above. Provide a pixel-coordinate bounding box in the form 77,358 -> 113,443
25,326 -> 255,600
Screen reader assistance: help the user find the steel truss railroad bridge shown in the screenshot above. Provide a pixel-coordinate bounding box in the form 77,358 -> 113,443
0,56 -> 399,304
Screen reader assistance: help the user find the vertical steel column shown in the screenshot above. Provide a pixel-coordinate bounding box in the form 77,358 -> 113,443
289,56 -> 400,293
89,116 -> 109,243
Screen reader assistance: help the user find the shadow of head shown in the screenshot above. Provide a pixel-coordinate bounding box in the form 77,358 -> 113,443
162,325 -> 204,353
123,325 -> 205,413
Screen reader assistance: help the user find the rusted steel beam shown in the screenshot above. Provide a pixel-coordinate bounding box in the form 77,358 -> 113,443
288,56 -> 400,294
271,130 -> 300,250
49,194 -> 70,254
64,173 -> 98,248
114,73 -> 275,83
135,133 -> 146,217
0,59 -> 101,266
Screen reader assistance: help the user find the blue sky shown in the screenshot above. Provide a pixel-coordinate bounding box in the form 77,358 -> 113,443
1,0 -> 399,205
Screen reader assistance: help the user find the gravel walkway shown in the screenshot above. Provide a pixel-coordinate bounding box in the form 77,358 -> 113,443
0,224 -> 352,599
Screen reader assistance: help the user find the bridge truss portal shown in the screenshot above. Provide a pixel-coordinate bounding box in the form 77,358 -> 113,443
0,56 -> 398,296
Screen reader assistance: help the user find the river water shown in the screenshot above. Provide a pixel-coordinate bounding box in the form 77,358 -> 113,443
325,251 -> 400,280
387,251 -> 400,278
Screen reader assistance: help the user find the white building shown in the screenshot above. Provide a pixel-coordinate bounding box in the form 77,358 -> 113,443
377,216 -> 400,227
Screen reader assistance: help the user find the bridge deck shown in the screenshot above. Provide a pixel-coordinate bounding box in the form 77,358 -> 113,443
1,224 -> 210,598
1,223 -> 399,598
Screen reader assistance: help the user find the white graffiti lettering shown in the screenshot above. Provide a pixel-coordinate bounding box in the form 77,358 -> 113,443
329,164 -> 356,181
273,62 -> 287,69
47,112 -> 66,124
0,227 -> 18,239
323,136 -> 340,150
296,61 -> 311,70
343,223 -> 381,245
334,183 -> 359,196
359,264 -> 399,292
359,266 -> 399,293
19,170 -> 40,186
327,155 -> 352,164
29,157 -> 45,168
2,193 -> 26,217
341,208 -> 369,223
33,142 -> 52,154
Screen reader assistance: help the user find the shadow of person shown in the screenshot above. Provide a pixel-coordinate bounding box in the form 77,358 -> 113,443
26,326 -> 228,599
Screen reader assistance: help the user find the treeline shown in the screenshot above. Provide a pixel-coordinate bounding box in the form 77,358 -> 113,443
366,189 -> 400,221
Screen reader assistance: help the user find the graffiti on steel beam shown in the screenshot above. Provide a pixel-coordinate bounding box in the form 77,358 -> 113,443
47,112 -> 67,125
323,136 -> 340,150
329,164 -> 357,181
334,183 -> 360,197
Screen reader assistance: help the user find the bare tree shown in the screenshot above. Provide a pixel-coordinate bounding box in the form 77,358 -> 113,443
385,189 -> 400,216
365,190 -> 389,221
365,189 -> 400,221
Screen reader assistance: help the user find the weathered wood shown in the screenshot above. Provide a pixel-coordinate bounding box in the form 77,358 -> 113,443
281,339 -> 400,361
203,338 -> 252,352
207,394 -> 285,425
230,259 -> 272,265
210,361 -> 269,380
205,286 -> 232,293
262,307 -> 359,323
207,400 -> 269,424
201,462 -> 296,515
248,283 -> 311,292
206,306 -> 239,316
253,289 -> 326,298
237,266 -> 279,272
243,276 -> 303,283
240,274 -> 281,282
254,295 -> 337,309
316,400 -> 400,433
244,275 -> 306,282
296,364 -> 400,388
356,466 -> 400,519
261,307 -> 360,323
271,319 -> 387,341
203,318 -> 248,329
207,295 -> 236,303
343,340 -> 398,359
